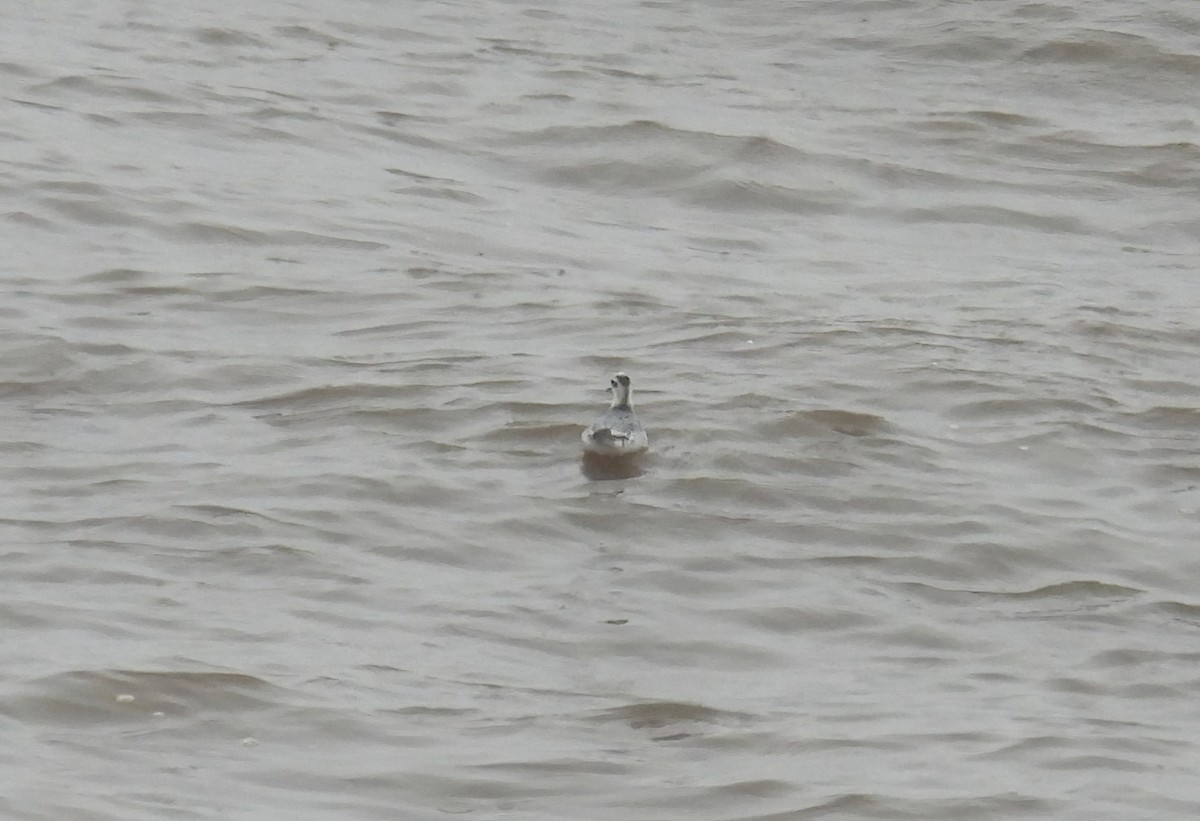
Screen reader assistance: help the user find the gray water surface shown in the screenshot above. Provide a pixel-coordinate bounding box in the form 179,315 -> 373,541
4,1 -> 1200,819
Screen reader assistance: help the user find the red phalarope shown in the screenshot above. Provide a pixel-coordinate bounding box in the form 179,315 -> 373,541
581,372 -> 649,456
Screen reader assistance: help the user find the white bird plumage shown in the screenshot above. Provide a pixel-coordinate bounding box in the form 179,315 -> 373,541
581,372 -> 648,456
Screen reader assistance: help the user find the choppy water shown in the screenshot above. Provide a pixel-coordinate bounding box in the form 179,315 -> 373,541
4,1 -> 1200,819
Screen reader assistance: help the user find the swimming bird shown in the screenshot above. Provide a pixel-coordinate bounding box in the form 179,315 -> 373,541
582,372 -> 649,456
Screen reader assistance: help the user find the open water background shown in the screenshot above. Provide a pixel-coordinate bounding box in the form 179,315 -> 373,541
3,1 -> 1200,819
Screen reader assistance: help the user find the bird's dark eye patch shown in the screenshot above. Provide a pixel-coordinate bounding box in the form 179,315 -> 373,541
615,374 -> 631,387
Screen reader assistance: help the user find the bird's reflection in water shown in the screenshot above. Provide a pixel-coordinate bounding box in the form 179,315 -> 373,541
581,451 -> 647,480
